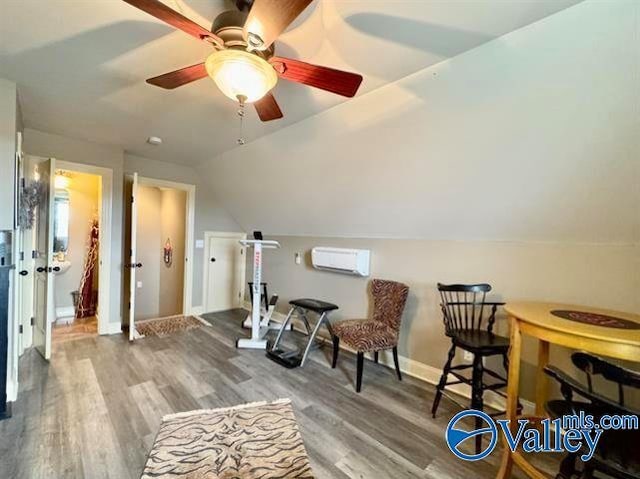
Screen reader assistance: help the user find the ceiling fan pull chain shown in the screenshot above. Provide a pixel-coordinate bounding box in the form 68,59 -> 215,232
236,95 -> 247,145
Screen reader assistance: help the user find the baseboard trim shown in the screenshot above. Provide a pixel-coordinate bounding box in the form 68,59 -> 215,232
242,303 -> 534,414
6,377 -> 17,403
55,306 -> 75,320
190,305 -> 204,316
104,321 -> 122,335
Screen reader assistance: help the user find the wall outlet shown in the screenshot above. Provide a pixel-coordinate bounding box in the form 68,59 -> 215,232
463,351 -> 473,362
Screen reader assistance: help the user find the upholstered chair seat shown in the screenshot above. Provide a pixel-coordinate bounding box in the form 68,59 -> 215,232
331,279 -> 409,392
331,320 -> 398,353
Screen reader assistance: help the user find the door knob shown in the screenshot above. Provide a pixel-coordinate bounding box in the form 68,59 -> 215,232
36,266 -> 46,273
211,258 -> 216,262
52,266 -> 61,272
135,262 -> 142,268
19,270 -> 28,276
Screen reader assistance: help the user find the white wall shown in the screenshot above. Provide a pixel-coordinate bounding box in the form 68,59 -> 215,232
24,128 -> 125,331
159,188 -> 185,317
200,0 -> 639,244
135,185 -> 162,320
134,185 -> 186,320
0,79 -> 17,230
124,154 -> 241,308
0,78 -> 18,403
256,236 -> 639,402
54,171 -> 100,311
199,0 -> 640,402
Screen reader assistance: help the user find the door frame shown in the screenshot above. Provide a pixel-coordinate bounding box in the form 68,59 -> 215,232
56,160 -> 113,336
136,177 -> 196,315
202,231 -> 247,313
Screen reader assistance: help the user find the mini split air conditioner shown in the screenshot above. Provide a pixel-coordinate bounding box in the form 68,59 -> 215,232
311,247 -> 370,276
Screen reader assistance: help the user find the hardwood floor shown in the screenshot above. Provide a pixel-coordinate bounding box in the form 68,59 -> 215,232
0,309 -> 557,478
52,316 -> 98,343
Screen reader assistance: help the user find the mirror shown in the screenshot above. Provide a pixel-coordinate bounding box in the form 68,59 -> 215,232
53,189 -> 69,254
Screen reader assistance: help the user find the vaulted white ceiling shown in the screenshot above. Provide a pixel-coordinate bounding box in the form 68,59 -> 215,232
1,0 -> 581,165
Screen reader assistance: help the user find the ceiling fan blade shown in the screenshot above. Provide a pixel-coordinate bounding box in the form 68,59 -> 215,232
254,92 -> 283,121
146,63 -> 208,89
122,0 -> 222,46
269,57 -> 363,97
243,0 -> 313,50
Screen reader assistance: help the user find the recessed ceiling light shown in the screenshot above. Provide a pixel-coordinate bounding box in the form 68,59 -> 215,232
147,136 -> 162,145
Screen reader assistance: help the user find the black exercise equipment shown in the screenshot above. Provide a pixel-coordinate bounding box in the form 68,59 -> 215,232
267,298 -> 338,368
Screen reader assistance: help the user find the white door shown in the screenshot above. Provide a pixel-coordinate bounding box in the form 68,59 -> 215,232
19,156 -> 39,352
124,173 -> 139,340
205,237 -> 244,312
19,227 -> 35,351
33,158 -> 55,360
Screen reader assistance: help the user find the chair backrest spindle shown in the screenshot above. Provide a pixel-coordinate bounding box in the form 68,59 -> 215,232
437,283 -> 500,335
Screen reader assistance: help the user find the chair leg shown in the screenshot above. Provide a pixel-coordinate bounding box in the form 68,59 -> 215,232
431,344 -> 456,418
332,336 -> 340,368
392,346 -> 402,381
374,351 -> 379,363
471,354 -> 484,455
356,352 -> 364,392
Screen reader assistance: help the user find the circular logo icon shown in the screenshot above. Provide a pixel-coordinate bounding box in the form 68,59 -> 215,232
445,409 -> 498,461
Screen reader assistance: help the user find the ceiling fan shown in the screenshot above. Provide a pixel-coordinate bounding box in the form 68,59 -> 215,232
122,0 -> 364,122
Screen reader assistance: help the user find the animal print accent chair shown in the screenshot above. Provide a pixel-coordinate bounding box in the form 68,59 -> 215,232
332,279 -> 409,392
332,279 -> 409,353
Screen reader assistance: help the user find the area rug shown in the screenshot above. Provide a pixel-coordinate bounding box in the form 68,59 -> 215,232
135,315 -> 207,338
141,398 -> 314,478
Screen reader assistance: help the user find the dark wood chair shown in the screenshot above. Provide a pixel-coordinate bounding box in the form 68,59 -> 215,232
331,279 -> 409,392
431,283 -> 510,454
546,353 -> 640,479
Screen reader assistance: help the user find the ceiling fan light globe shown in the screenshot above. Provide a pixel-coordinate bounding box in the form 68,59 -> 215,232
205,50 -> 277,103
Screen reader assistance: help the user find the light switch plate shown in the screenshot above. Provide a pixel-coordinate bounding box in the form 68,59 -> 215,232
195,239 -> 204,249
137,281 -> 143,288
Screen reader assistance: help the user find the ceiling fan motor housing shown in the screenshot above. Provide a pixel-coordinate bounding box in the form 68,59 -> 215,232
212,10 -> 274,60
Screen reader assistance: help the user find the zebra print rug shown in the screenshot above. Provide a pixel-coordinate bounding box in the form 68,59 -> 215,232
135,315 -> 206,337
141,399 -> 314,478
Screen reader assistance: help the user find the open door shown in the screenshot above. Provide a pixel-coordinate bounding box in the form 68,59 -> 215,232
32,158 -> 55,360
123,173 -> 139,341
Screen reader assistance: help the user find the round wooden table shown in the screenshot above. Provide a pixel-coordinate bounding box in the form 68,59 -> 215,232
495,301 -> 640,479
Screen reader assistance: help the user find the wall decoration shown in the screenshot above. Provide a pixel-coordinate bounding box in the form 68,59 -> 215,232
18,179 -> 44,230
164,238 -> 173,266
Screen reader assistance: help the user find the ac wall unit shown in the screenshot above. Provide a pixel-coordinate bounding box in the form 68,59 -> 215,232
311,247 -> 370,277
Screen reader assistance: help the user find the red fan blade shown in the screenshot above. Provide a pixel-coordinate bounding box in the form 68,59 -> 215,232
243,0 -> 312,50
146,63 -> 208,89
269,57 -> 363,97
254,92 -> 283,121
122,0 -> 222,46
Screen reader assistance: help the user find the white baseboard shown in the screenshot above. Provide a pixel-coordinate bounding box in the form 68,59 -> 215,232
55,306 -> 75,320
104,321 -> 122,335
6,377 -> 17,403
190,305 -> 204,316
242,303 -> 534,414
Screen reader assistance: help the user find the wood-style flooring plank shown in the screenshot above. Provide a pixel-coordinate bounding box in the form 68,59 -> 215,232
0,309 -> 556,478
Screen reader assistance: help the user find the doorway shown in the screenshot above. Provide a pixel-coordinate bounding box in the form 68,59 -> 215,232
203,232 -> 246,313
18,157 -> 113,360
50,169 -> 101,342
123,175 -> 195,340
